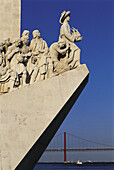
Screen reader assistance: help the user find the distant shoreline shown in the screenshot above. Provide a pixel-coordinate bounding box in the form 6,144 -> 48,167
38,162 -> 114,165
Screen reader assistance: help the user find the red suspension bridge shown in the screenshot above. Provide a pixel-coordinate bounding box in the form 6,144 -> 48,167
45,132 -> 114,162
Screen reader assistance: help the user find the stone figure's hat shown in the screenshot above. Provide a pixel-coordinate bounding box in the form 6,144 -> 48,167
59,10 -> 70,24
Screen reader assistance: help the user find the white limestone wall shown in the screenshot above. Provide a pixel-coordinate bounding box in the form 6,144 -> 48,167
0,0 -> 21,42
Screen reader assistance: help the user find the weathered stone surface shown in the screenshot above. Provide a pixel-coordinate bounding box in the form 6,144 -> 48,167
0,0 -> 21,42
0,64 -> 89,169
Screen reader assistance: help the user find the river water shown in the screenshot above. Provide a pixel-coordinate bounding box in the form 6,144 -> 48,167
34,163 -> 114,170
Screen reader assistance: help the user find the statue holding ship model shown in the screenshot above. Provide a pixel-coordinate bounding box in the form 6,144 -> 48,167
0,10 -> 82,94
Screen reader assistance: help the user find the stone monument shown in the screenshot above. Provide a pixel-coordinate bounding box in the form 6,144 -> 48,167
0,5 -> 89,170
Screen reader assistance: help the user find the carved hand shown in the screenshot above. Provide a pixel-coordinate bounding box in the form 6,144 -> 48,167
14,47 -> 20,53
32,51 -> 40,56
27,52 -> 32,56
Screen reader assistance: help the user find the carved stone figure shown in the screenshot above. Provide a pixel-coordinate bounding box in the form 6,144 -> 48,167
30,30 -> 48,64
0,42 -> 15,93
59,10 -> 82,68
0,11 -> 84,95
27,55 -> 39,84
21,30 -> 30,58
49,39 -> 70,74
3,38 -> 12,54
0,43 -> 6,68
0,42 -> 9,93
36,54 -> 48,81
21,30 -> 30,55
45,55 -> 54,78
6,38 -> 27,87
30,30 -> 50,80
21,36 -> 31,57
21,35 -> 38,84
3,38 -> 12,67
21,30 -> 30,41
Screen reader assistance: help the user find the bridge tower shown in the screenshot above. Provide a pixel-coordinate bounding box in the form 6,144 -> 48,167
64,132 -> 67,163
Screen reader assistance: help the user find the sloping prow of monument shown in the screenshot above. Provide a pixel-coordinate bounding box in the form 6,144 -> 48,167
15,65 -> 89,170
0,64 -> 89,170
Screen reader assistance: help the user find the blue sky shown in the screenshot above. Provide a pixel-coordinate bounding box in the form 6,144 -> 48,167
21,0 -> 114,162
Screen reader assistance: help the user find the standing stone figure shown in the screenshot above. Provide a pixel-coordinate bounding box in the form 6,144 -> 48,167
30,30 -> 50,80
30,30 -> 48,64
59,10 -> 82,68
21,34 -> 38,84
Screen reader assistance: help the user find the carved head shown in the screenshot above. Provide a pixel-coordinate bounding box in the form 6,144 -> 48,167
32,30 -> 40,38
4,38 -> 11,46
14,38 -> 21,47
21,36 -> 29,45
59,11 -> 70,24
58,39 -> 66,48
22,30 -> 30,38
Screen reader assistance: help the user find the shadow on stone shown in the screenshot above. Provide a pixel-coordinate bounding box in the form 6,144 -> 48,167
16,73 -> 89,170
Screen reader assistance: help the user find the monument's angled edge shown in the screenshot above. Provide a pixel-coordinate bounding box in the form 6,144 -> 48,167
0,2 -> 89,170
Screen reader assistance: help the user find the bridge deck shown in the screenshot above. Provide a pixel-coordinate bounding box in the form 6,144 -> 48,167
46,148 -> 114,152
